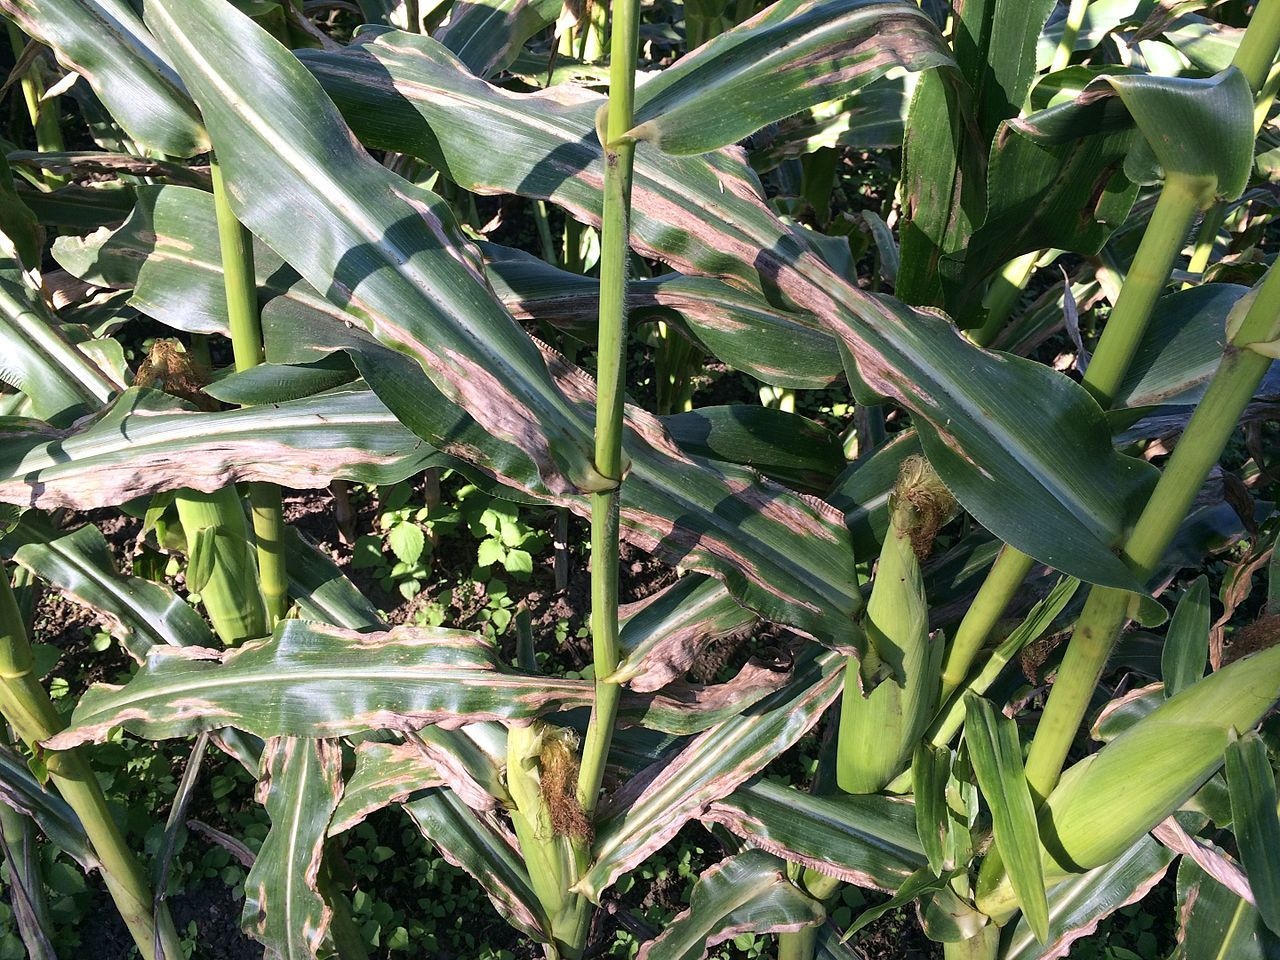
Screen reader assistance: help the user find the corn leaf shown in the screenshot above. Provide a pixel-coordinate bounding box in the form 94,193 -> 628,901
0,386 -> 447,510
701,778 -> 927,892
403,788 -> 551,941
0,743 -> 95,871
0,0 -> 207,158
242,738 -> 344,959
329,740 -> 442,836
636,850 -> 824,960
2,518 -> 214,658
1225,732 -> 1280,936
434,0 -> 563,77
578,646 -> 844,900
1162,575 -> 1210,698
0,254 -> 120,425
302,31 -> 1160,592
145,0 -> 604,497
1002,833 -> 1175,960
964,694 -> 1049,943
912,744 -> 951,876
623,0 -> 952,155
1174,854 -> 1280,960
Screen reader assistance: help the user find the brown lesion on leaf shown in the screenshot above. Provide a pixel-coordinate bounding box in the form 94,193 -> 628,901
134,339 -> 218,412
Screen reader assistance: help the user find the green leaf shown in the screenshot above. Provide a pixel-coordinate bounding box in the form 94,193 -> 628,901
434,0 -> 564,77
48,620 -> 597,749
703,778 -> 926,892
623,0 -> 951,155
144,0 -> 604,496
476,538 -> 505,568
242,738 -> 343,958
1162,575 -> 1210,698
387,522 -> 425,566
839,866 -> 949,941
1002,833 -> 1175,960
964,695 -> 1049,943
0,253 -> 120,426
185,524 -> 219,594
1174,853 -> 1280,960
0,0 -> 208,157
636,850 -> 823,960
330,740 -> 441,836
0,153 -> 40,270
0,386 -> 449,510
912,744 -> 951,876
1225,733 -> 1280,936
303,32 -> 1161,591
579,647 -> 844,901
0,744 -> 95,871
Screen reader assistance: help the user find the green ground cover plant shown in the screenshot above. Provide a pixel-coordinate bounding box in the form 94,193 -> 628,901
0,0 -> 1278,957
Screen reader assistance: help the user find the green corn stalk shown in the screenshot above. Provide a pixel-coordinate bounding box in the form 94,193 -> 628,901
938,0 -> 1280,704
836,457 -> 946,794
976,641 -> 1280,920
0,565 -> 182,960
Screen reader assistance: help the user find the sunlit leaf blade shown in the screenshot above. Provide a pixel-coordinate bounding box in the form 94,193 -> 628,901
330,740 -> 442,836
242,738 -> 343,959
2,518 -> 214,658
748,79 -> 909,171
303,31 -> 1160,591
47,620 -> 597,748
636,850 -> 823,960
623,0 -> 951,155
1225,733 -> 1280,936
0,386 -> 448,510
912,744 -> 950,876
964,695 -> 1049,943
0,254 -> 120,425
403,788 -> 551,941
144,0 -> 603,497
0,0 -> 208,158
611,575 -> 755,691
839,866 -> 949,940
433,0 -> 563,76
286,528 -> 385,632
702,778 -> 926,892
1162,575 -> 1210,699
0,744 -> 95,870
1002,834 -> 1175,960
578,647 -> 844,901
1174,854 -> 1280,960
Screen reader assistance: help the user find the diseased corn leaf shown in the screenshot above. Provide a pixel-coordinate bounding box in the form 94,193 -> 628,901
242,738 -> 343,960
636,850 -> 823,960
1002,834 -> 1174,960
46,620 -> 595,748
433,0 -> 563,76
0,386 -> 447,510
661,406 -> 845,495
1174,855 -> 1280,960
578,646 -> 844,901
748,79 -> 910,171
622,0 -> 951,155
1225,733 -> 1280,936
0,254 -> 120,426
0,0 -> 207,158
965,695 -> 1049,943
9,150 -> 210,189
263,313 -> 864,652
302,32 -> 1159,592
144,0 -> 603,497
611,575 -> 755,691
0,744 -> 95,871
2,518 -> 214,658
404,788 -> 551,941
702,778 -> 926,892
330,741 -> 442,836
485,244 -> 844,390
627,658 -> 798,735
13,183 -> 135,232
1161,575 -> 1210,699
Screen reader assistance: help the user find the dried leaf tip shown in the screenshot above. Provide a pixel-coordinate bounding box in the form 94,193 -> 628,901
135,339 -> 217,411
891,455 -> 956,559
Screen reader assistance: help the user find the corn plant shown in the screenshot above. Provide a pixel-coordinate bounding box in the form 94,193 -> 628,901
0,0 -> 1278,958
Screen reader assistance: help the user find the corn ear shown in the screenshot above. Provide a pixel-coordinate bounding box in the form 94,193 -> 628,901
976,642 -> 1280,921
837,458 -> 947,794
174,488 -> 267,645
